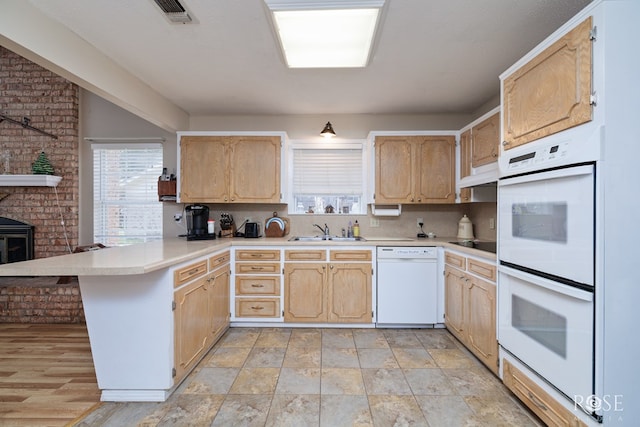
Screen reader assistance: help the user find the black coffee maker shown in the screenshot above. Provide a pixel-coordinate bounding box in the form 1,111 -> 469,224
185,205 -> 209,238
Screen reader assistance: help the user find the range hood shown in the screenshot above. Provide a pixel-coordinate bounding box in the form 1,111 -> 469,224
459,162 -> 498,187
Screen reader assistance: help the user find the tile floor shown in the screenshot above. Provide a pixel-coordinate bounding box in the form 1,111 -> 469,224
76,327 -> 542,427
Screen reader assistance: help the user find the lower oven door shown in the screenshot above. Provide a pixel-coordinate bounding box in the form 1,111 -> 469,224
498,265 -> 594,403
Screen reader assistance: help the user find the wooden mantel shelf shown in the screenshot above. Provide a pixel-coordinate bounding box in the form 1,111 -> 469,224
0,174 -> 62,187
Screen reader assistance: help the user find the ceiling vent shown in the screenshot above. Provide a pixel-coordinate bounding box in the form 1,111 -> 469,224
152,0 -> 193,23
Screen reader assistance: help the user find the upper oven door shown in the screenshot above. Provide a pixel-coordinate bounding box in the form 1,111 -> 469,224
498,164 -> 594,287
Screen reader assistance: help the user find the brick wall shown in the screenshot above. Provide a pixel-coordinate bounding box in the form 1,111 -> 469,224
0,277 -> 84,323
0,46 -> 79,258
1,47 -> 82,323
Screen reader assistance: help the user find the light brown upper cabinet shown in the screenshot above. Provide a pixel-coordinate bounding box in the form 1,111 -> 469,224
179,135 -> 281,203
471,112 -> 500,167
375,135 -> 455,204
502,17 -> 593,150
459,129 -> 471,180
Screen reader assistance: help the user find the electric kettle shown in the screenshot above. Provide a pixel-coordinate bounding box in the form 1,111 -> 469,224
457,214 -> 474,240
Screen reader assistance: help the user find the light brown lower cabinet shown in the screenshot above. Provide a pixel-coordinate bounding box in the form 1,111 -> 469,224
209,264 -> 231,341
444,253 -> 498,374
233,249 -> 282,320
503,359 -> 588,427
284,250 -> 372,323
283,263 -> 327,322
173,254 -> 230,382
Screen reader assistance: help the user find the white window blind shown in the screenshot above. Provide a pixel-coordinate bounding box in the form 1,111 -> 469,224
292,148 -> 363,194
290,144 -> 365,214
92,143 -> 163,246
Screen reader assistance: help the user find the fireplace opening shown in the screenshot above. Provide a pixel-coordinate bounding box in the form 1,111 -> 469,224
0,217 -> 34,264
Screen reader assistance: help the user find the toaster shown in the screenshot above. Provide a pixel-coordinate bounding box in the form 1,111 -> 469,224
244,222 -> 261,238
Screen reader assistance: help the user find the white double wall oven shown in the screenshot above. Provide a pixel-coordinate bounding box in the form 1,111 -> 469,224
498,131 -> 600,417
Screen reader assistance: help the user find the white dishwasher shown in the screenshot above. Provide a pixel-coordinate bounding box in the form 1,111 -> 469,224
376,246 -> 439,326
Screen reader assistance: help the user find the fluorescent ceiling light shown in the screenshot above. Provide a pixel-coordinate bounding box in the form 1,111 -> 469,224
265,0 -> 385,68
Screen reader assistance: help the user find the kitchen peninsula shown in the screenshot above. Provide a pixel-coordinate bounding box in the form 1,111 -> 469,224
0,237 -> 495,402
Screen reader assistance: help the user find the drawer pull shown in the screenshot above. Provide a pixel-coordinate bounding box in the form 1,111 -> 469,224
250,254 -> 262,257
251,284 -> 264,288
251,306 -> 265,310
528,391 -> 548,411
188,268 -> 199,275
251,266 -> 264,270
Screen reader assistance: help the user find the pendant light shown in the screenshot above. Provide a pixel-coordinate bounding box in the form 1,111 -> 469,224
321,122 -> 336,138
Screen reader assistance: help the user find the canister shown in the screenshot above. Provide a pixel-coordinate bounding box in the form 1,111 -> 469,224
457,215 -> 474,240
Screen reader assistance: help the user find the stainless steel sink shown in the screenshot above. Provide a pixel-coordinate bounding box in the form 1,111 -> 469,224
329,236 -> 366,241
288,236 -> 366,242
288,236 -> 327,241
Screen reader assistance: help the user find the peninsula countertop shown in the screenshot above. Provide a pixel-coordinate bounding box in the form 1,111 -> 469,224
0,236 -> 495,276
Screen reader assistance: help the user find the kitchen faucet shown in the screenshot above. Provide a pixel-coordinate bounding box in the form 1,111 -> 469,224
313,223 -> 330,239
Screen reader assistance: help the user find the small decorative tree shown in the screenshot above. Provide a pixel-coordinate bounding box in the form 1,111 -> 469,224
32,151 -> 55,175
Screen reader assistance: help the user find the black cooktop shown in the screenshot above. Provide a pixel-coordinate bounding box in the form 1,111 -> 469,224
449,241 -> 496,254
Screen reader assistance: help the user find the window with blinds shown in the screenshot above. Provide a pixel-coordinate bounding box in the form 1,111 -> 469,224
291,143 -> 365,214
92,143 -> 163,246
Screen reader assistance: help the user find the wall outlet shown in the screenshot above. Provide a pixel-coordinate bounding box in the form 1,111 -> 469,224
370,218 -> 380,227
417,217 -> 423,228
489,218 -> 496,230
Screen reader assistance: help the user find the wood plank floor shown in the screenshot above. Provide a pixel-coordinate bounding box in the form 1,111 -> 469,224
0,324 -> 101,427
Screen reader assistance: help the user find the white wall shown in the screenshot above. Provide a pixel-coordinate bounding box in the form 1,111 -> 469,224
189,113 -> 474,140
79,90 -> 177,244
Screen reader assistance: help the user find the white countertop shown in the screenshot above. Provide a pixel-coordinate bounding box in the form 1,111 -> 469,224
0,236 -> 495,276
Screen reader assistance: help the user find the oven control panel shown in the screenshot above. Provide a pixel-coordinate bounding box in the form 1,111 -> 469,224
505,141 -> 570,173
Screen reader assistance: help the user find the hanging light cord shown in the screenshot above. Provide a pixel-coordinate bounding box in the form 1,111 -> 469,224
53,185 -> 72,254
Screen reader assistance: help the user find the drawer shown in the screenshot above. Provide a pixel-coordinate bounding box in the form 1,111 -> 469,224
445,251 -> 466,270
174,260 -> 207,288
235,298 -> 281,318
503,360 -> 587,427
235,262 -> 280,274
236,276 -> 280,296
329,250 -> 372,262
209,251 -> 230,270
235,249 -> 280,261
285,249 -> 326,261
467,258 -> 496,282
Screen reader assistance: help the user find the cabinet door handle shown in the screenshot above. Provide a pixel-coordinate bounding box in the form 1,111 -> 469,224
528,391 -> 548,411
330,265 -> 334,269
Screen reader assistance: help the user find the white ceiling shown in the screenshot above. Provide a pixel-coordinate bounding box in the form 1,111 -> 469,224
27,0 -> 591,116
